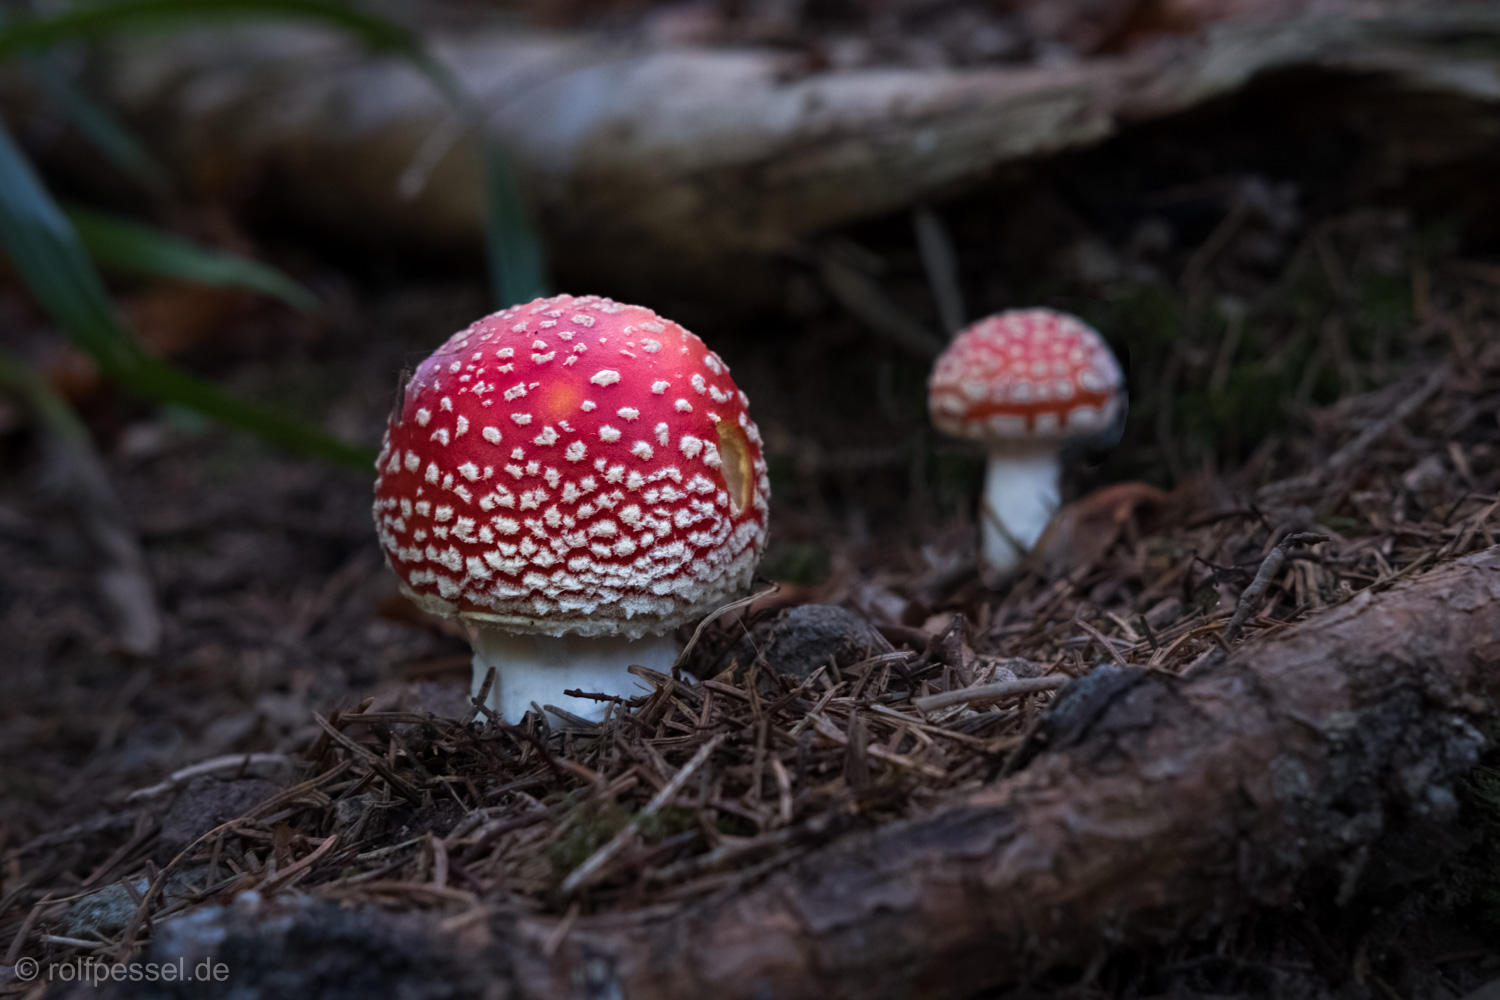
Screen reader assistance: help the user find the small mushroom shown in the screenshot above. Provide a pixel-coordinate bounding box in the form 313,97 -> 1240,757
927,308 -> 1124,582
373,293 -> 771,722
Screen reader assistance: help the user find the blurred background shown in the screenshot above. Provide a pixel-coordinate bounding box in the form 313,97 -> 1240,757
1,0 -> 1499,984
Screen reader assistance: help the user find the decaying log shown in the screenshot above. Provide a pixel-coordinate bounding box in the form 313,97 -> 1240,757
127,545 -> 1500,1000
80,8 -> 1500,299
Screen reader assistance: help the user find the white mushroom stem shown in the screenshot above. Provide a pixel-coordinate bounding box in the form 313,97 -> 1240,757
979,444 -> 1063,577
468,628 -> 680,724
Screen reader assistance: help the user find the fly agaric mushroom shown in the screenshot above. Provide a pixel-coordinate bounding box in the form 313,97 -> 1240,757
373,294 -> 770,722
928,308 -> 1124,581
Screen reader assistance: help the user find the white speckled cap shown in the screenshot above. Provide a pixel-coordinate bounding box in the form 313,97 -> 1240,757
373,294 -> 770,638
929,308 -> 1123,443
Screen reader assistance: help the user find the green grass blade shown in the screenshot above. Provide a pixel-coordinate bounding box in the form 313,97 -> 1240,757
21,54 -> 169,192
115,356 -> 373,467
1,0 -> 548,310
480,135 -> 546,307
0,345 -> 91,445
0,123 -> 372,469
0,0 -> 421,62
67,205 -> 319,312
0,5 -> 168,191
0,125 -> 139,371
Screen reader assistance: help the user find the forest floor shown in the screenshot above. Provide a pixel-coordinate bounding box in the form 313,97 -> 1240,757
2,212 -> 1499,998
3,4 -> 1500,993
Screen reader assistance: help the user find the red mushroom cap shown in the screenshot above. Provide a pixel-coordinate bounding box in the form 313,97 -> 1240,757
373,294 -> 770,638
927,309 -> 1123,443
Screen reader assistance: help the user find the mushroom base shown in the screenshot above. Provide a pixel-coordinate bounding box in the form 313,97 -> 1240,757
980,446 -> 1063,581
469,628 -> 680,724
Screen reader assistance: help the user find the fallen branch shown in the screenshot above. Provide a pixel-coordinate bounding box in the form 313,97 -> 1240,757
912,674 -> 1068,712
1224,533 -> 1326,644
70,10 -> 1500,300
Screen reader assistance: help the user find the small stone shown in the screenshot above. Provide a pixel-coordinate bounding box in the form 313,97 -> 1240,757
156,776 -> 280,861
716,604 -> 892,679
60,868 -> 204,938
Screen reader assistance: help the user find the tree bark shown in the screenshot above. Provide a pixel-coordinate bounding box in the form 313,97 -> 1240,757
128,545 -> 1500,1000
